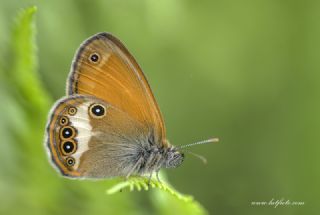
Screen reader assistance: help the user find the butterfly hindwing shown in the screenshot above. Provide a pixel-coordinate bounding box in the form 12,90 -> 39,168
45,95 -> 150,178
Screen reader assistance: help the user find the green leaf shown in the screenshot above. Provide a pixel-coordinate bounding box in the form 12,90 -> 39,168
9,6 -> 50,112
107,175 -> 208,215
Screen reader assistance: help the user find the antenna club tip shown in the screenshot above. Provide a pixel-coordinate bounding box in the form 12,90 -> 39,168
209,137 -> 219,143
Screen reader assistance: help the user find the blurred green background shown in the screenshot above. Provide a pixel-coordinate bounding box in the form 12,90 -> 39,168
0,0 -> 319,214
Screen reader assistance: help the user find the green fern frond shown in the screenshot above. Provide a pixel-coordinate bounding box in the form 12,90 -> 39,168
107,176 -> 208,215
10,6 -> 50,112
107,176 -> 192,202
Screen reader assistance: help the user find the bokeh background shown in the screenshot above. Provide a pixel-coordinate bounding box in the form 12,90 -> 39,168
0,0 -> 319,214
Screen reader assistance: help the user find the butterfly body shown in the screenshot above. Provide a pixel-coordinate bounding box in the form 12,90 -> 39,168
45,33 -> 184,179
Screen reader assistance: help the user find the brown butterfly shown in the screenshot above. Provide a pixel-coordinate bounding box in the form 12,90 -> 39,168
45,33 -> 218,181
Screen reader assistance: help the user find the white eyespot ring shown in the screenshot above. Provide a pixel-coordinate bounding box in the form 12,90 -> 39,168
89,103 -> 106,119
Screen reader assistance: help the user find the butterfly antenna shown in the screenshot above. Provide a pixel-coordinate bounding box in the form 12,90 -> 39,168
177,137 -> 219,150
185,151 -> 208,164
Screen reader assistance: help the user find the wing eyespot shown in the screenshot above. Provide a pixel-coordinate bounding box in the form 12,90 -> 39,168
89,103 -> 106,118
60,126 -> 77,140
68,106 -> 77,115
59,116 -> 69,126
88,52 -> 100,64
60,140 -> 77,155
66,157 -> 75,167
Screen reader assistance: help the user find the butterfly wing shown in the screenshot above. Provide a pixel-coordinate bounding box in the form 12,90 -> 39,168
67,33 -> 166,146
45,95 -> 150,178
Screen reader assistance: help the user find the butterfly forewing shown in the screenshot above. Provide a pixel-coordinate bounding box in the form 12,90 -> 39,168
67,33 -> 167,146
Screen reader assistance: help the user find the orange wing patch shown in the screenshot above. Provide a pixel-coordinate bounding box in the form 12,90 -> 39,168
67,33 -> 167,146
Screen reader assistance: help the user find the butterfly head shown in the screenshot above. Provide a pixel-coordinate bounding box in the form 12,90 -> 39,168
163,147 -> 185,168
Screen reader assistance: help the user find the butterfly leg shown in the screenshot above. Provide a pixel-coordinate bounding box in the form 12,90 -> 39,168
126,157 -> 143,180
156,170 -> 161,183
147,172 -> 153,188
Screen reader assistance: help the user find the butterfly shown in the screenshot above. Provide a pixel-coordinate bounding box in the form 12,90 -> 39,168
45,32 -> 218,181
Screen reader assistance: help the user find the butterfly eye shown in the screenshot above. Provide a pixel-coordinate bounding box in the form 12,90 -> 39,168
89,103 -> 106,118
89,53 -> 100,63
59,116 -> 69,126
60,126 -> 76,140
66,157 -> 75,167
68,106 -> 77,115
61,140 -> 77,155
